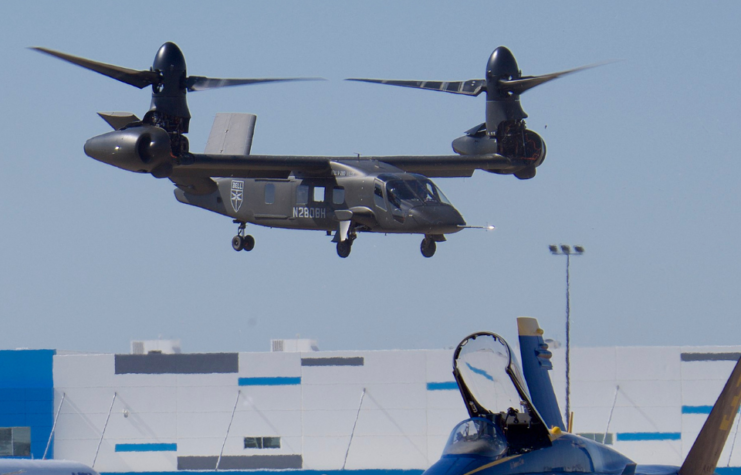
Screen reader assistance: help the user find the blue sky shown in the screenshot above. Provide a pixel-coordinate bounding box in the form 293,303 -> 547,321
1,1 -> 740,353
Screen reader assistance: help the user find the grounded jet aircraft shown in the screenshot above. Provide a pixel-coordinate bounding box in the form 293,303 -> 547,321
34,43 -> 590,258
433,318 -> 741,475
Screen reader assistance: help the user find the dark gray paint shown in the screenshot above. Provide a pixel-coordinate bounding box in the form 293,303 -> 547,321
115,353 -> 238,374
301,357 -> 364,366
177,455 -> 302,470
681,352 -> 741,362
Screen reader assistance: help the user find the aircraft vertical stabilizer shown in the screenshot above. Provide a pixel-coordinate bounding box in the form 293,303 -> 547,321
204,113 -> 257,155
517,317 -> 565,431
679,355 -> 741,475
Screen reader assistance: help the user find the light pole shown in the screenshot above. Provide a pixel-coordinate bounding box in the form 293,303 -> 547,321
549,244 -> 585,431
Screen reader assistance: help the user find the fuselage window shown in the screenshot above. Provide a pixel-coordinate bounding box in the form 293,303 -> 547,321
313,186 -> 325,203
374,182 -> 386,211
265,184 -> 275,204
296,185 -> 309,205
333,187 -> 345,204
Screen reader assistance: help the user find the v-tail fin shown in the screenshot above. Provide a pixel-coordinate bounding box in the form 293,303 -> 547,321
517,317 -> 565,431
204,113 -> 257,156
679,355 -> 741,475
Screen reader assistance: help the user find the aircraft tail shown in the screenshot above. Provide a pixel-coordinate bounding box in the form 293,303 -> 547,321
517,317 -> 565,431
204,113 -> 257,155
679,354 -> 741,475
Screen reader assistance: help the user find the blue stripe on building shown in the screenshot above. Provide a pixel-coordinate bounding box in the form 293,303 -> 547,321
238,377 -> 301,386
716,468 -> 741,475
616,432 -> 681,441
683,405 -> 741,414
116,443 -> 177,452
426,382 -> 458,391
0,350 -> 56,459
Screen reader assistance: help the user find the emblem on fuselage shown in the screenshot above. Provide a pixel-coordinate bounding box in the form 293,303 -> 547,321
230,180 -> 244,212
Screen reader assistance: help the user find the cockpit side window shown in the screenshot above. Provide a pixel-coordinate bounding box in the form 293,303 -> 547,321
386,180 -> 417,206
374,182 -> 386,211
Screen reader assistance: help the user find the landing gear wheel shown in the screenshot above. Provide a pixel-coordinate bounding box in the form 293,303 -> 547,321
242,235 -> 255,252
336,240 -> 352,258
421,238 -> 436,258
232,235 -> 244,251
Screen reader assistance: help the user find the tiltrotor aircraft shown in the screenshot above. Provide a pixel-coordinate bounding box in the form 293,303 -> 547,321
35,43 -> 590,258
434,317 -> 741,475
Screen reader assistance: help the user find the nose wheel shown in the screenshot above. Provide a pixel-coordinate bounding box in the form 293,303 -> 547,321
232,221 -> 255,252
421,236 -> 437,258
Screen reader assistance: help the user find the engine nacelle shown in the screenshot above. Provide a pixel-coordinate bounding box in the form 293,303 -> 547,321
84,125 -> 173,178
452,125 -> 546,168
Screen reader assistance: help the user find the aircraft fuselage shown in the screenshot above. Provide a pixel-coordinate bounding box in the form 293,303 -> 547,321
175,160 -> 466,237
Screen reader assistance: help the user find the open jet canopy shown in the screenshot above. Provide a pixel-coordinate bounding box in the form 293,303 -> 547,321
453,332 -> 530,416
452,332 -> 552,453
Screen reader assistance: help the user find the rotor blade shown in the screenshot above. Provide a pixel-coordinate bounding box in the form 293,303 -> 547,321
186,76 -> 324,92
499,62 -> 608,95
346,78 -> 486,96
31,47 -> 159,89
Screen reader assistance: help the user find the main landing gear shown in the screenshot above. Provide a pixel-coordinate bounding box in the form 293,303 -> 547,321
421,236 -> 437,258
232,221 -> 255,252
336,230 -> 357,258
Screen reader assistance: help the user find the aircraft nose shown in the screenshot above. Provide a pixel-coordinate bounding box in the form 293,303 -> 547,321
409,205 -> 466,231
487,46 -> 519,79
153,42 -> 186,72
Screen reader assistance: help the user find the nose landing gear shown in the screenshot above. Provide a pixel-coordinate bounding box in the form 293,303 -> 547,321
232,221 -> 255,252
421,234 -> 446,257
421,236 -> 437,258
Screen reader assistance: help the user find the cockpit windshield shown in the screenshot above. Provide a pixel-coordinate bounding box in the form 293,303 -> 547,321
385,176 -> 452,208
454,333 -> 531,416
442,418 -> 508,458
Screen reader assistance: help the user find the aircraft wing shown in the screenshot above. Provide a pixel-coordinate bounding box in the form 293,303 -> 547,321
171,154 -> 511,179
171,154 -> 333,179
371,154 -> 511,177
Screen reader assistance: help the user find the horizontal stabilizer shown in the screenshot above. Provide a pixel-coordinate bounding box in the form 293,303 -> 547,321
170,176 -> 218,196
205,113 -> 257,156
517,317 -> 565,430
679,354 -> 741,475
97,112 -> 140,130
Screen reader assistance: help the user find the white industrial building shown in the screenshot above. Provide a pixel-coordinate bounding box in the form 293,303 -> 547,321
1,338 -> 740,475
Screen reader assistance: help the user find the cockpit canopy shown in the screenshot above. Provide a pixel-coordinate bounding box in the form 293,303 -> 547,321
377,174 -> 452,208
454,332 -> 531,416
443,418 -> 508,458
452,332 -> 554,454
